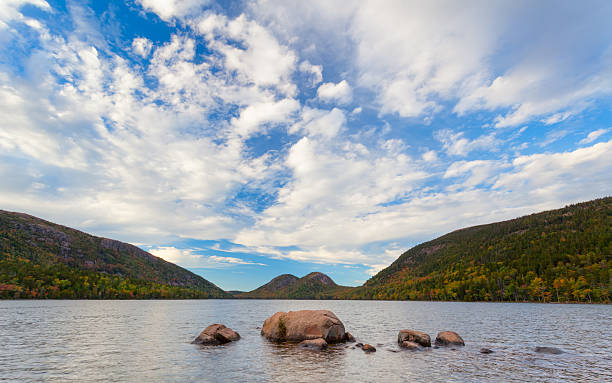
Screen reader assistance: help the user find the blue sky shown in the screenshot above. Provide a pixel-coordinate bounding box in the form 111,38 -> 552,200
1,0 -> 611,291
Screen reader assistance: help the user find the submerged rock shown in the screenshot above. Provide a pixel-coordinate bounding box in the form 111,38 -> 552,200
399,341 -> 421,350
299,338 -> 328,350
398,330 -> 431,348
261,310 -> 347,343
535,346 -> 563,354
480,348 -> 494,354
193,324 -> 240,345
434,331 -> 465,346
362,344 -> 376,353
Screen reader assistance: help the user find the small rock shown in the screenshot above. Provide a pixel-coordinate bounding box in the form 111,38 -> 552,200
480,348 -> 494,354
435,331 -> 464,346
362,344 -> 376,353
355,342 -> 364,348
400,341 -> 420,350
376,343 -> 384,346
344,332 -> 356,342
398,330 -> 431,347
193,324 -> 240,345
535,346 -> 563,354
298,338 -> 328,350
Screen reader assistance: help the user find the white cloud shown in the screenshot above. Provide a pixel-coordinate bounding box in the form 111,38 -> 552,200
132,37 -> 153,58
231,98 -> 300,138
435,129 -> 499,157
422,150 -> 438,162
137,0 -> 210,21
317,80 -> 352,105
579,128 -> 610,145
0,0 -> 50,29
149,246 -> 266,268
196,13 -> 297,95
299,60 -> 323,86
289,107 -> 346,139
251,1 -> 612,125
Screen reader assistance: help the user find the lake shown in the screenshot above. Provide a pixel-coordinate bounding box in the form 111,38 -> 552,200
0,300 -> 610,382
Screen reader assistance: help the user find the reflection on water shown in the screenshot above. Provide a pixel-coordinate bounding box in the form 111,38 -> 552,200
0,300 -> 610,382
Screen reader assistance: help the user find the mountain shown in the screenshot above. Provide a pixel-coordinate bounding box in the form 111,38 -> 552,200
238,272 -> 352,299
344,197 -> 611,303
0,210 -> 228,299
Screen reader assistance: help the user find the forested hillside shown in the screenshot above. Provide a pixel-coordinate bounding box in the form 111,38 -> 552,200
344,197 -> 611,303
0,211 -> 228,299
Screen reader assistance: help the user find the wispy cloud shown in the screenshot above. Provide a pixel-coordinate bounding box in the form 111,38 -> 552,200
579,128 -> 610,145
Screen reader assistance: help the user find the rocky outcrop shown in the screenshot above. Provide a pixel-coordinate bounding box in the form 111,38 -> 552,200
299,338 -> 328,350
535,346 -> 563,354
398,330 -> 431,348
261,310 -> 346,343
434,331 -> 464,346
193,324 -> 240,345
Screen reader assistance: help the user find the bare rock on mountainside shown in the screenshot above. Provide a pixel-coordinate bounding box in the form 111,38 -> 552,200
398,329 -> 431,348
193,324 -> 240,345
261,310 -> 347,343
434,331 -> 465,346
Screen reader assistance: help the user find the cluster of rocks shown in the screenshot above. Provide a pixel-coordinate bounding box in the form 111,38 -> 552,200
397,329 -> 465,350
192,310 -> 563,356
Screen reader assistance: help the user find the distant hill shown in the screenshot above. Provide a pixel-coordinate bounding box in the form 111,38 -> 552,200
0,210 -> 228,299
237,272 -> 352,299
344,197 -> 611,303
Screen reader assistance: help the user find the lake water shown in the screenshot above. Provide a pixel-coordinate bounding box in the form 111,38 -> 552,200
0,300 -> 610,382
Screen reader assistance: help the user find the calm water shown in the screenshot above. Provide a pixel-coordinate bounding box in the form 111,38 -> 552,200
0,300 -> 610,382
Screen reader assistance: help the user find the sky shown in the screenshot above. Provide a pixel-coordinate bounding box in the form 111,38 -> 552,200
1,0 -> 611,291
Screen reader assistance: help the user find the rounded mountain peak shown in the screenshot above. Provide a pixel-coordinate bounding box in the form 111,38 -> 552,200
303,272 -> 337,286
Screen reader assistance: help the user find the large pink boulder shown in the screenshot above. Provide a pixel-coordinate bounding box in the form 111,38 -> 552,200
193,324 -> 240,345
261,310 -> 347,343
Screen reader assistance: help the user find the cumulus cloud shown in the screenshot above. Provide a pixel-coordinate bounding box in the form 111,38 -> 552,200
131,37 -> 153,58
137,0 -> 210,21
317,80 -> 352,105
197,13 -> 297,95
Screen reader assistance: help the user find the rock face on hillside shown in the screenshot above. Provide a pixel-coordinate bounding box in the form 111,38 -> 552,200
398,330 -> 431,348
193,324 -> 240,345
302,272 -> 337,286
434,331 -> 464,346
261,310 -> 347,343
